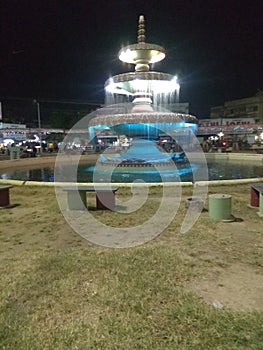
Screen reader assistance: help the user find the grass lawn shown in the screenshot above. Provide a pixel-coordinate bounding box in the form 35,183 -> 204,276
0,184 -> 263,349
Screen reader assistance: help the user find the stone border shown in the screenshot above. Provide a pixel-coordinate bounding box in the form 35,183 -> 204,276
1,178 -> 262,188
205,152 -> 263,162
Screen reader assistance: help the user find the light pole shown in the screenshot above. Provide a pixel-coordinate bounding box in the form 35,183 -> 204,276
37,101 -> 41,129
34,100 -> 42,153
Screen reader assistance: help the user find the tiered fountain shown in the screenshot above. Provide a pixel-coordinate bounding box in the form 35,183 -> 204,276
88,15 -> 199,182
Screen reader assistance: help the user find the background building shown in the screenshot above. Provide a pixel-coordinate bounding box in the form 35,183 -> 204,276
164,102 -> 189,114
197,91 -> 263,148
210,91 -> 263,123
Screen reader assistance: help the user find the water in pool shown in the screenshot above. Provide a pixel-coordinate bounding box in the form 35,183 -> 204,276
1,159 -> 262,183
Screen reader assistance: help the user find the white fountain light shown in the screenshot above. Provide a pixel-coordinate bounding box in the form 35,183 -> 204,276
105,76 -> 180,95
119,49 -> 137,63
149,50 -> 165,63
131,78 -> 179,94
105,78 -> 134,96
119,48 -> 165,66
132,79 -> 149,92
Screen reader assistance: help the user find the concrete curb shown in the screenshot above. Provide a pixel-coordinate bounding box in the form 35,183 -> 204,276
205,152 -> 263,162
0,179 -> 262,188
194,178 -> 263,186
0,179 -> 26,186
0,154 -> 98,171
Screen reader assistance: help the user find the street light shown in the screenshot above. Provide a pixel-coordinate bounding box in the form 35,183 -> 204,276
36,101 -> 41,129
33,99 -> 42,153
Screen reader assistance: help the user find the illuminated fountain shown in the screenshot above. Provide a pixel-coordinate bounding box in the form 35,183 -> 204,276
88,15 -> 199,182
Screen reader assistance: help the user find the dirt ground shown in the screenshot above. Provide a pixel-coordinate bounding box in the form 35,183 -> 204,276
190,261 -> 263,311
185,215 -> 263,312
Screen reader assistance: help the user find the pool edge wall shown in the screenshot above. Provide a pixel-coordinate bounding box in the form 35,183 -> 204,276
0,178 -> 263,188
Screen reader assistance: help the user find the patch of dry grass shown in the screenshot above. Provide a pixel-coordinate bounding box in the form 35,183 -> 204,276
0,184 -> 263,349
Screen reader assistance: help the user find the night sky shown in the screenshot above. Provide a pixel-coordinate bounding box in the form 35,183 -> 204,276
1,0 -> 262,119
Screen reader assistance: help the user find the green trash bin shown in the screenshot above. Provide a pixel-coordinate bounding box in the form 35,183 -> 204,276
209,194 -> 232,221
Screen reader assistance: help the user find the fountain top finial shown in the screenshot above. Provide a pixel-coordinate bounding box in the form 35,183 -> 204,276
118,15 -> 166,72
137,15 -> 146,43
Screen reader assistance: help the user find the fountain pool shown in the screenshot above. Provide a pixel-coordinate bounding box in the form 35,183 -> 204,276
1,158 -> 262,183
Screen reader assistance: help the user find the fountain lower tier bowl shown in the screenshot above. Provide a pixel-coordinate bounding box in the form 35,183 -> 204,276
94,139 -> 188,175
95,159 -> 188,174
89,112 -> 197,127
